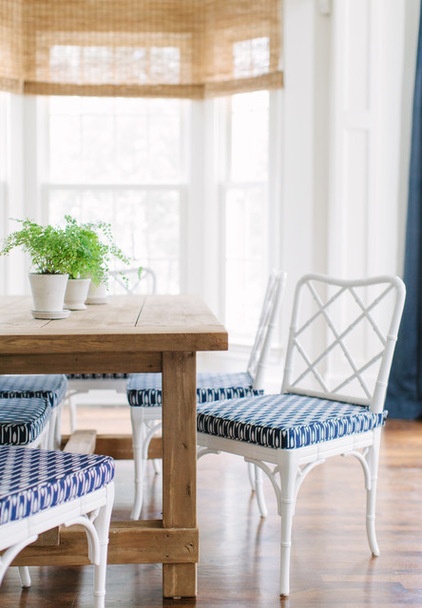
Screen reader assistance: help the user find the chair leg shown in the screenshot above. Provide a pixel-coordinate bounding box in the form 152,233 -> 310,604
366,430 -> 381,556
278,457 -> 298,597
47,408 -> 59,449
18,566 -> 31,588
152,458 -> 161,474
144,421 -> 162,475
39,422 -> 50,450
0,537 -> 38,586
254,466 -> 268,518
130,408 -> 145,520
248,464 -> 267,518
67,395 -> 77,433
247,461 -> 255,490
93,483 -> 115,608
54,405 -> 63,448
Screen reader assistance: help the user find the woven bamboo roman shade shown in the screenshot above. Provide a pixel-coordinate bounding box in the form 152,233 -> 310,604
0,0 -> 283,98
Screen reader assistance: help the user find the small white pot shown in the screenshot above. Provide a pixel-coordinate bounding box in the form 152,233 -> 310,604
86,281 -> 108,305
29,273 -> 69,315
64,278 -> 91,310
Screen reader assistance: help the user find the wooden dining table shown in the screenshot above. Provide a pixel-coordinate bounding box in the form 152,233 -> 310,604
0,294 -> 228,598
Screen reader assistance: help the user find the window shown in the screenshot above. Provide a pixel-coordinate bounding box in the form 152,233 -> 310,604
45,96 -> 186,294
217,90 -> 275,344
49,45 -> 182,85
233,37 -> 270,78
36,89 -> 280,344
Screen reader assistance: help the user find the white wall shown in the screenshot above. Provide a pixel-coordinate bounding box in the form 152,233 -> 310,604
277,0 -> 418,318
327,0 -> 418,281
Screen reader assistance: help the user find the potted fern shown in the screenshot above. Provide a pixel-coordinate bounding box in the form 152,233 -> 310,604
0,216 -> 131,317
62,216 -> 131,309
0,218 -> 73,318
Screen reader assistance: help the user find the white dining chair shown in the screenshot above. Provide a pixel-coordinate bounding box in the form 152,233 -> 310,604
110,265 -> 156,295
0,397 -> 51,450
0,374 -> 68,449
196,273 -> 406,596
0,445 -> 115,608
65,267 -> 156,432
127,270 -> 287,519
0,395 -> 55,588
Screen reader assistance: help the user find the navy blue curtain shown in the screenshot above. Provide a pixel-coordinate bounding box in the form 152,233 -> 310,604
386,7 -> 422,419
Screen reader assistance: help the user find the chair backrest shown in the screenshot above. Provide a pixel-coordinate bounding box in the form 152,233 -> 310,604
110,266 -> 157,295
247,270 -> 287,390
281,274 -> 406,412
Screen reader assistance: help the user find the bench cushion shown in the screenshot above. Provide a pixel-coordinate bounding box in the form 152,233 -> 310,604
67,373 -> 128,380
196,393 -> 387,450
0,375 -> 68,409
0,398 -> 50,445
127,371 -> 262,407
0,446 -> 115,525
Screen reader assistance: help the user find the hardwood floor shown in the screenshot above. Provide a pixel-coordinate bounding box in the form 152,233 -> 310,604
1,407 -> 421,607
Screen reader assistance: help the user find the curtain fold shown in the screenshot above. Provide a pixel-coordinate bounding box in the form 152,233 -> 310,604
0,0 -> 283,98
385,6 -> 422,420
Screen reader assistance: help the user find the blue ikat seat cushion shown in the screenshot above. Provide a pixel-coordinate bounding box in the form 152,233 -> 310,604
0,445 -> 115,525
127,371 -> 263,407
196,393 -> 388,450
0,398 -> 51,445
67,373 -> 128,380
0,375 -> 68,409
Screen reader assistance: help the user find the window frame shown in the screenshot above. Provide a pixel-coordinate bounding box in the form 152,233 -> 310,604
12,89 -> 283,351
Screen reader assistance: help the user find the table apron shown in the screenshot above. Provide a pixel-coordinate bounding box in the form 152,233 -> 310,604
0,351 -> 162,374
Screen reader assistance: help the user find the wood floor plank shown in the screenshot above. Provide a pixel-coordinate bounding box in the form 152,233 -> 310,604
0,413 -> 421,607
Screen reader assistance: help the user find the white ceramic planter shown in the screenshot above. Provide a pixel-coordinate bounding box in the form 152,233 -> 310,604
64,278 -> 91,310
86,281 -> 108,305
29,273 -> 69,319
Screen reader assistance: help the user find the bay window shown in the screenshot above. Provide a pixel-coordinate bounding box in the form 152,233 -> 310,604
35,89 -> 280,344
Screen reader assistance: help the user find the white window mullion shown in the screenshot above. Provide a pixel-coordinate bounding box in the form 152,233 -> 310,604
268,88 -> 283,275
186,100 -> 205,298
0,93 -> 9,294
0,94 -> 8,241
36,96 -> 50,224
4,94 -> 28,294
215,96 -> 231,323
217,91 -> 272,344
22,95 -> 43,222
178,184 -> 189,293
197,98 -> 224,319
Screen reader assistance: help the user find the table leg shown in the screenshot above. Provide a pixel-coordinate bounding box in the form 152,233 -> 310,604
161,351 -> 197,598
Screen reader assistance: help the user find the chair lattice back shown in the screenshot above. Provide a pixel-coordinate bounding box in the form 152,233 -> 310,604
247,270 -> 287,390
110,266 -> 157,295
281,274 -> 405,411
